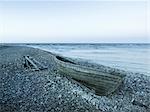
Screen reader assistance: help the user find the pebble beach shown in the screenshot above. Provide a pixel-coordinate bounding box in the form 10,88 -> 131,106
0,45 -> 150,112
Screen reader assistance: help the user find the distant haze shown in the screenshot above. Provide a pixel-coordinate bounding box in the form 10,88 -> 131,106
0,0 -> 150,43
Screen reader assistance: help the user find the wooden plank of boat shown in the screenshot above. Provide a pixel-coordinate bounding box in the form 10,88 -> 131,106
54,55 -> 125,96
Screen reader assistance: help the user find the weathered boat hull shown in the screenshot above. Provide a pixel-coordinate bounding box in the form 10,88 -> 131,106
55,55 -> 125,96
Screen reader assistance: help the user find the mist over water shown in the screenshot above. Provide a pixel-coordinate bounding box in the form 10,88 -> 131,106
26,43 -> 150,75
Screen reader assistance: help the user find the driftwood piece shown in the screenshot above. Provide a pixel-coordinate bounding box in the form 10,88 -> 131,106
24,56 -> 39,71
55,55 -> 125,96
24,56 -> 47,71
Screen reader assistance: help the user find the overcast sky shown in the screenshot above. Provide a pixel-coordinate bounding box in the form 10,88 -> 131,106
0,0 -> 150,43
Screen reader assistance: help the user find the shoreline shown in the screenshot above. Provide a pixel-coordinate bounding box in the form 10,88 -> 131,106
0,45 -> 150,112
24,43 -> 150,76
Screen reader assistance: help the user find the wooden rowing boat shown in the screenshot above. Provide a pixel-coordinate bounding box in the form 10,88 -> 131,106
55,55 -> 125,96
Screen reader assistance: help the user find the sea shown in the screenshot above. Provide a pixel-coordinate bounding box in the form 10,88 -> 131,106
25,43 -> 150,76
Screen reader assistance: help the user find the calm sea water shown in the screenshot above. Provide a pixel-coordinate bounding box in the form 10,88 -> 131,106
26,43 -> 150,75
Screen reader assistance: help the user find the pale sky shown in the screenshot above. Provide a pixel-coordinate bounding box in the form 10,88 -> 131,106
0,0 -> 150,43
